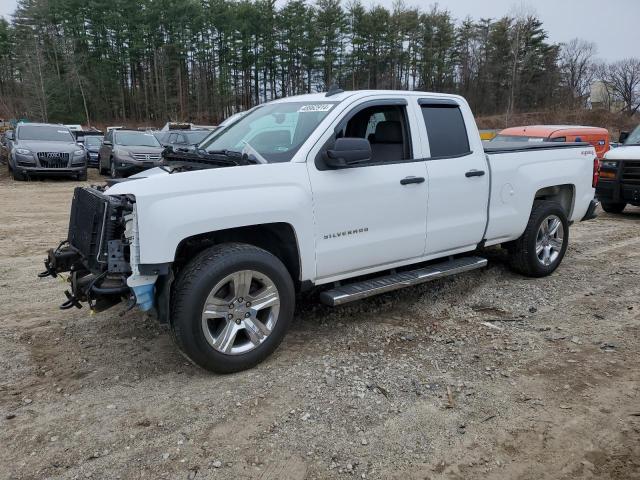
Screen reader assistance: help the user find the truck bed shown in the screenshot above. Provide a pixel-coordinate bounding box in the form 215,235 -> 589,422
482,141 -> 595,246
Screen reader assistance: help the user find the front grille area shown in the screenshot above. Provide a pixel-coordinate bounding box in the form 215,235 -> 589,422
622,160 -> 640,185
67,188 -> 114,271
132,153 -> 161,162
38,152 -> 70,168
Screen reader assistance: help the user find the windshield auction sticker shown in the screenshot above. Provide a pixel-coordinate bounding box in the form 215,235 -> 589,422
298,104 -> 333,113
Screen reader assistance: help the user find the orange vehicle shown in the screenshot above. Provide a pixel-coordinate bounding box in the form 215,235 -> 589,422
492,126 -> 611,158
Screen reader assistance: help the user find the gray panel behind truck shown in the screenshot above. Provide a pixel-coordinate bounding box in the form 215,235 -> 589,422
7,123 -> 88,181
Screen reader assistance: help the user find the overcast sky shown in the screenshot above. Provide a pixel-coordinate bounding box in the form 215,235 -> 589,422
0,0 -> 637,61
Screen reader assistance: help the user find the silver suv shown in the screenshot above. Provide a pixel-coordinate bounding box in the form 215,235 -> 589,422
98,129 -> 164,178
7,123 -> 87,181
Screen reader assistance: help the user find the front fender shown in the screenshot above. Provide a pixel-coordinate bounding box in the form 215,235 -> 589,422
107,163 -> 316,281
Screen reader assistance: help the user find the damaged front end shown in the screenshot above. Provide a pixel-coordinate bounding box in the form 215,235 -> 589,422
39,186 -> 156,313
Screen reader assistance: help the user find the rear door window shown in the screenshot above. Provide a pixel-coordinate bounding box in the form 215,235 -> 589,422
420,102 -> 470,158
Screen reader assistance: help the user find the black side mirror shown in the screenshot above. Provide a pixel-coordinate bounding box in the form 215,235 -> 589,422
324,137 -> 371,169
5,130 -> 14,140
619,131 -> 629,144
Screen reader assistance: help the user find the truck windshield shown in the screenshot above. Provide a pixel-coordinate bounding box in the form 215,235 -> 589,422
18,125 -> 74,142
624,125 -> 640,145
116,132 -> 161,147
201,101 -> 337,163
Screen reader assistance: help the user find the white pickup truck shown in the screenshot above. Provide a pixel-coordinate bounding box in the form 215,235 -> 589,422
40,89 -> 599,373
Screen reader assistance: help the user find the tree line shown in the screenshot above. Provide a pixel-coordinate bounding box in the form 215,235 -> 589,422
0,0 -> 638,126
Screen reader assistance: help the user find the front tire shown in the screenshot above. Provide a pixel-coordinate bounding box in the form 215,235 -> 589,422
98,155 -> 107,175
507,201 -> 568,277
109,158 -> 120,178
600,201 -> 626,214
171,243 -> 295,373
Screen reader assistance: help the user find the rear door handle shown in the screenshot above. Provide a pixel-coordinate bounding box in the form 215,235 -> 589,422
400,176 -> 425,185
465,170 -> 485,178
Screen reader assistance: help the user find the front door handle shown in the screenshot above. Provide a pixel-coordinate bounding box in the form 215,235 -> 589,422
400,176 -> 425,185
465,170 -> 485,178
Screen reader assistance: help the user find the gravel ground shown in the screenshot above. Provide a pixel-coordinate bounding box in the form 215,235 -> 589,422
0,169 -> 639,480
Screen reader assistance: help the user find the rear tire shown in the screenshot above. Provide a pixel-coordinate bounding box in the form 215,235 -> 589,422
171,243 -> 295,373
600,201 -> 626,214
507,201 -> 568,277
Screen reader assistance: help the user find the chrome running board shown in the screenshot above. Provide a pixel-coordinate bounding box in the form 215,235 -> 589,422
319,256 -> 488,306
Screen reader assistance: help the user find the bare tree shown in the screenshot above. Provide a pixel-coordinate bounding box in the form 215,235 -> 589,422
559,38 -> 597,104
601,58 -> 640,115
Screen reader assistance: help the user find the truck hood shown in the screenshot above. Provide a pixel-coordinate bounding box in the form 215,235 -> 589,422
605,145 -> 640,160
16,140 -> 81,153
128,167 -> 170,180
105,162 -> 296,198
103,161 -> 313,266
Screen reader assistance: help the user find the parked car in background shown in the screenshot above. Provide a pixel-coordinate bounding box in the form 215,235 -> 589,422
156,129 -> 212,150
492,126 -> 610,159
98,129 -> 164,178
596,125 -> 640,213
42,89 -> 598,372
160,122 -> 217,132
71,129 -> 104,168
6,123 -> 87,181
82,134 -> 104,168
64,124 -> 83,133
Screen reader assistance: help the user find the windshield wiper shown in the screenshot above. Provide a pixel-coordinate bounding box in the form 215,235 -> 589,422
163,147 -> 242,167
204,148 -> 249,162
205,147 -> 268,165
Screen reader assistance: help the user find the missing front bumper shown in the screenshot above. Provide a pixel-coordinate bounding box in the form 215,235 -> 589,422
39,186 -> 135,312
39,244 -> 130,311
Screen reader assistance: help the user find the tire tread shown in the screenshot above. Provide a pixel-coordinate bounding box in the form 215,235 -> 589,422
170,243 -> 294,373
508,200 -> 567,277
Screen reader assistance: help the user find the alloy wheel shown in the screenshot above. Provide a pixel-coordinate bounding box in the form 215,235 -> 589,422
535,214 -> 564,266
201,270 -> 280,355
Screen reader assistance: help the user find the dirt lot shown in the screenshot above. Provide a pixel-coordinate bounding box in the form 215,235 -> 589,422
0,168 -> 639,480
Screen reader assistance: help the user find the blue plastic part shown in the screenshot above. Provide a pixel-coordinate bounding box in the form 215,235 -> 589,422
132,284 -> 155,312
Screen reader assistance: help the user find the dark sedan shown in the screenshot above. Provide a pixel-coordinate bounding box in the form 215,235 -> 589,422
83,135 -> 104,168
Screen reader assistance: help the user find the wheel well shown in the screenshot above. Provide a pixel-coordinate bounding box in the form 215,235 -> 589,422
174,223 -> 301,285
534,184 -> 574,218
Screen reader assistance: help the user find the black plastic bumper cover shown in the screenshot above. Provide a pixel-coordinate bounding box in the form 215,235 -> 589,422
582,199 -> 599,221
